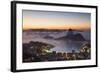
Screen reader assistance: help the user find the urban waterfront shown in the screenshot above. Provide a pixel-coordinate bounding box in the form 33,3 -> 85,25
22,29 -> 91,62
22,10 -> 91,63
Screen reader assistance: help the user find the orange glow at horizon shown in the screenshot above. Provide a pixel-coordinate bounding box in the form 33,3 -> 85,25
23,23 -> 90,30
23,10 -> 91,31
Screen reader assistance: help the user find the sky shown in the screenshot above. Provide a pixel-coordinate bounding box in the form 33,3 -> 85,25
23,10 -> 91,30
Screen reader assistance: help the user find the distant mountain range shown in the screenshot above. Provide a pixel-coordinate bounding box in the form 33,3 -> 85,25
23,29 -> 89,32
23,29 -> 66,31
23,28 -> 88,41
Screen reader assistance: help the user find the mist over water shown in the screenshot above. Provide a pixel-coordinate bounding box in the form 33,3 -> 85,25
23,30 -> 90,52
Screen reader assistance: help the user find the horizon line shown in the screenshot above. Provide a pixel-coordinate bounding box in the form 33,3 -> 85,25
23,28 -> 90,31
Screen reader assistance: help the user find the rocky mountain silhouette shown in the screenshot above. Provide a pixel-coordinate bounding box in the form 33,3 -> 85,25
56,29 -> 86,41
